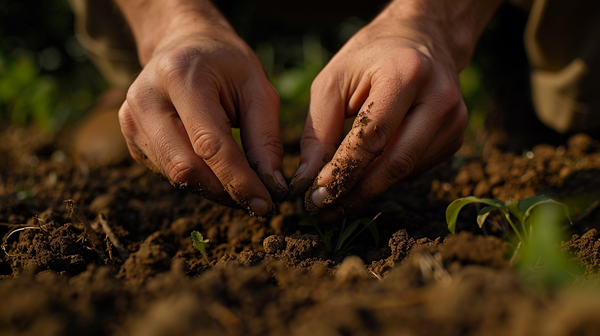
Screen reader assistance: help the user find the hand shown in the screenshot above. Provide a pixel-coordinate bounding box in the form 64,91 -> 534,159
290,0 -> 501,214
116,3 -> 287,216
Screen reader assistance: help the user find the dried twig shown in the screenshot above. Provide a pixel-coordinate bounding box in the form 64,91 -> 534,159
509,242 -> 522,267
370,270 -> 383,283
97,212 -> 129,261
64,199 -> 106,260
573,200 -> 600,223
418,251 -> 452,287
2,226 -> 39,256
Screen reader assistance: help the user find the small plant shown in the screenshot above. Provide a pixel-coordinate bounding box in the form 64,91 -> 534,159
446,195 -> 570,246
446,194 -> 582,285
191,230 -> 210,263
299,213 -> 380,253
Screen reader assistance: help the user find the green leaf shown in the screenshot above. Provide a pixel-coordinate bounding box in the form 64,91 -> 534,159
323,229 -> 337,253
518,205 -> 583,286
519,195 -> 572,224
476,205 -> 498,228
191,230 -> 209,244
446,196 -> 508,234
191,230 -> 210,263
336,219 -> 361,251
505,199 -> 525,225
365,219 -> 379,248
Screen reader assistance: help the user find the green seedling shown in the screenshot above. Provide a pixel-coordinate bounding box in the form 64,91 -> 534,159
446,194 -> 582,286
299,213 -> 380,253
446,195 -> 571,246
191,230 -> 210,263
298,217 -> 337,252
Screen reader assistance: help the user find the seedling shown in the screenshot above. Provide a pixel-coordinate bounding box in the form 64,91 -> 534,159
446,195 -> 571,246
446,194 -> 583,285
299,212 -> 380,253
191,230 -> 210,263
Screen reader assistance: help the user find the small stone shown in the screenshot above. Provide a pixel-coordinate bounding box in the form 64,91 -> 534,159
251,227 -> 266,243
89,194 -> 115,214
335,256 -> 367,282
227,221 -> 245,241
263,235 -> 284,254
454,170 -> 470,185
568,134 -> 593,154
559,167 -> 573,180
473,180 -> 490,198
279,202 -> 295,216
488,174 -> 503,187
269,215 -> 284,234
206,226 -> 219,242
170,217 -> 196,236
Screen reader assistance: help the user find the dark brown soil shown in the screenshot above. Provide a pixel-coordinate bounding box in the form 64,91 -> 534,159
2,125 -> 600,336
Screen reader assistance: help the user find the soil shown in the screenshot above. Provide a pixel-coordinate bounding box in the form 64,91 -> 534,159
2,124 -> 600,336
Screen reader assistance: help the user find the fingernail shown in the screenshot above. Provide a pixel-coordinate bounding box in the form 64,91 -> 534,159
293,163 -> 307,180
274,170 -> 288,188
311,187 -> 329,208
249,198 -> 269,217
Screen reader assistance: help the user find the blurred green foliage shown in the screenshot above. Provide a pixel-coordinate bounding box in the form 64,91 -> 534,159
1,0 -> 519,146
0,0 -> 103,133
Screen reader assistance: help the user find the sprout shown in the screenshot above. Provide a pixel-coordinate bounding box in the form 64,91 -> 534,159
299,212 -> 380,253
191,230 -> 210,263
446,195 -> 571,245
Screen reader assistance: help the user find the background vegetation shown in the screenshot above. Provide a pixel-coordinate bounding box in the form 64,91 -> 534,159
0,0 -> 530,149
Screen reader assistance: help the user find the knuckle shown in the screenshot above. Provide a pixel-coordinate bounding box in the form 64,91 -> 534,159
127,142 -> 149,164
193,131 -> 224,163
118,105 -> 137,137
263,83 -> 280,105
157,50 -> 191,79
166,156 -> 196,184
262,132 -> 284,156
310,70 -> 340,96
439,82 -> 463,110
355,121 -> 394,158
245,131 -> 283,161
125,84 -> 145,109
385,150 -> 418,178
399,50 -> 432,83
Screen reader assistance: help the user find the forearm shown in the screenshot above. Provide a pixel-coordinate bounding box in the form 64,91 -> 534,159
113,0 -> 233,65
374,0 -> 505,70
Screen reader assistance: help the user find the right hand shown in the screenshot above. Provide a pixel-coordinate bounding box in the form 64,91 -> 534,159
118,16 -> 287,216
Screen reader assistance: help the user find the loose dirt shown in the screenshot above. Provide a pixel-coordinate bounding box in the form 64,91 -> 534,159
2,125 -> 600,335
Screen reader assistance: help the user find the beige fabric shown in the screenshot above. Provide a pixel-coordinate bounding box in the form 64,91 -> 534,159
525,0 -> 600,133
68,0 -> 140,89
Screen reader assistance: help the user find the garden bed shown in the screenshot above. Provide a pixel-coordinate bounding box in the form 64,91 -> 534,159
2,125 -> 600,336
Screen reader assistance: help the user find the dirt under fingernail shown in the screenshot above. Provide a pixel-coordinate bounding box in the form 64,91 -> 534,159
274,170 -> 287,188
248,197 -> 269,217
260,172 -> 289,203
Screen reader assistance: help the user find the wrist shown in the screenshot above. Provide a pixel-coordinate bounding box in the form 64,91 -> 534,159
376,0 -> 504,71
114,0 -> 233,65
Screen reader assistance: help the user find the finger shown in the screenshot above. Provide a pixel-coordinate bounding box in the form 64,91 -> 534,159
305,55 -> 430,211
164,74 -> 274,216
337,100 -> 467,211
289,72 -> 347,196
239,78 -> 289,203
119,98 -> 239,208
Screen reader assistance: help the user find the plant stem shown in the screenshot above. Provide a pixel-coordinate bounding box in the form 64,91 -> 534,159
505,216 -> 525,244
335,219 -> 347,251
